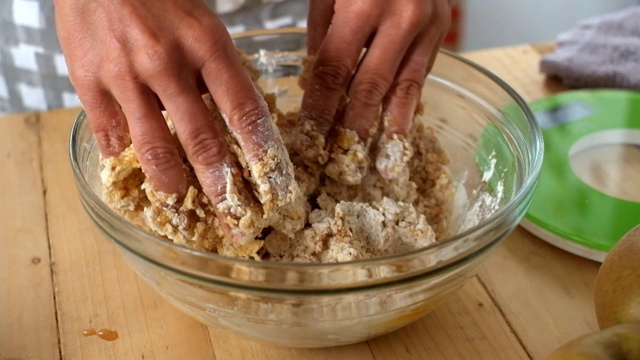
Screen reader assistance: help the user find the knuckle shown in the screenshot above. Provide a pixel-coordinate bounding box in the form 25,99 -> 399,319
135,45 -> 177,78
185,132 -> 228,168
391,78 -> 423,101
351,78 -> 390,107
68,67 -> 95,90
93,126 -> 128,156
228,103 -> 270,136
399,7 -> 426,30
193,24 -> 234,66
396,0 -> 450,30
104,59 -> 136,82
313,61 -> 352,91
138,143 -> 181,172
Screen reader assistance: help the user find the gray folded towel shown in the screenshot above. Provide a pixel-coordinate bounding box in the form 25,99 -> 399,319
540,6 -> 640,90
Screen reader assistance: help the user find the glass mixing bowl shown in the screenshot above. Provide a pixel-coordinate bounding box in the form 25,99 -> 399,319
70,28 -> 543,348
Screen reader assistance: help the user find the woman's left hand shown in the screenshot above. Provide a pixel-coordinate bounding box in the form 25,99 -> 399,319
303,0 -> 451,150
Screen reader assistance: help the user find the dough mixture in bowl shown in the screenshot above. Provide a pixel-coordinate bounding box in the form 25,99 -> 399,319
100,57 -> 453,262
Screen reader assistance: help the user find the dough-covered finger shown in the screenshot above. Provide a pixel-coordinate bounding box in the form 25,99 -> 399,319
108,80 -> 187,196
324,8 -> 427,184
342,16 -> 425,138
382,1 -> 450,138
323,29 -> 410,184
376,31 -> 445,180
146,67 -> 263,242
297,8 -> 378,164
80,87 -> 130,158
198,28 -> 299,215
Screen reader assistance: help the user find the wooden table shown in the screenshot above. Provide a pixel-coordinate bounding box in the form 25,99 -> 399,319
0,44 -> 619,360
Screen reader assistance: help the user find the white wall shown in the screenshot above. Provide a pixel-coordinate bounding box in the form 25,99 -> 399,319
460,0 -> 639,50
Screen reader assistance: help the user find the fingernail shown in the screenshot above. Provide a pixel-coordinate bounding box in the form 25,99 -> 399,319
325,126 -> 370,185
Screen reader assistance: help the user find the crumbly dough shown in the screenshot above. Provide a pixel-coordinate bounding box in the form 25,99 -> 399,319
376,112 -> 413,181
100,55 -> 453,263
324,126 -> 370,185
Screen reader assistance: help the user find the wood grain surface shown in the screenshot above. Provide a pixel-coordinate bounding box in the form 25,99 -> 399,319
0,114 -> 60,360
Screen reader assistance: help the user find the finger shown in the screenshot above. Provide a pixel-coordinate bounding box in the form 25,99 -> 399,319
341,23 -> 421,140
375,29 -> 445,180
307,0 -> 335,56
300,19 -> 376,136
323,12 -> 425,184
108,80 -> 187,196
199,26 -> 298,215
383,30 -> 443,137
79,87 -> 130,158
299,8 -> 379,141
383,0 -> 451,137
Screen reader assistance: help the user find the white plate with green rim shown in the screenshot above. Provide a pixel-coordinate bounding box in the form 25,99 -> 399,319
522,90 -> 640,262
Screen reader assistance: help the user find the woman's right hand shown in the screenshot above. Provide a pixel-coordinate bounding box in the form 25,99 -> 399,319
54,0 -> 295,240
